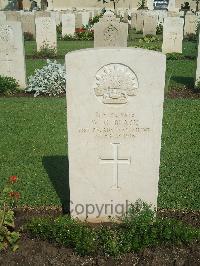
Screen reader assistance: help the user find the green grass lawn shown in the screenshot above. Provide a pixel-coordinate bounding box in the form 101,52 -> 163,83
0,98 -> 199,210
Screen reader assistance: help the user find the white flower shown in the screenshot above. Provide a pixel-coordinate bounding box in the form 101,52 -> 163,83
26,60 -> 67,97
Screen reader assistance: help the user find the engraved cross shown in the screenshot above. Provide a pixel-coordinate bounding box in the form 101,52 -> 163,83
99,143 -> 131,190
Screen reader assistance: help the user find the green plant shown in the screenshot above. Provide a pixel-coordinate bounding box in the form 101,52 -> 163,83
36,44 -> 57,59
0,75 -> 19,95
24,32 -> 34,41
26,201 -> 200,257
166,53 -> 185,60
56,23 -> 62,35
185,33 -> 197,42
156,23 -> 163,35
0,176 -> 20,252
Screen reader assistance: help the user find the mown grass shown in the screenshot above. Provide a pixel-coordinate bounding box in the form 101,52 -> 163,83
0,98 -> 199,210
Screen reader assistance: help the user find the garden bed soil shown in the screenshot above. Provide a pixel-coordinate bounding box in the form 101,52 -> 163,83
0,208 -> 199,266
1,88 -> 200,99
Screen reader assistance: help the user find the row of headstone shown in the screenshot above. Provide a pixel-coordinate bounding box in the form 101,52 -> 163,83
131,10 -> 198,37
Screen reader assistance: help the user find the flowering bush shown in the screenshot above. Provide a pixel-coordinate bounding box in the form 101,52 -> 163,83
0,176 -> 20,252
26,60 -> 66,97
36,43 -> 57,59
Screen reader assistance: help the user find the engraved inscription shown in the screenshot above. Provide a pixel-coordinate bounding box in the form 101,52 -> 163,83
78,112 -> 150,138
104,25 -> 118,46
94,64 -> 138,105
100,143 -> 130,189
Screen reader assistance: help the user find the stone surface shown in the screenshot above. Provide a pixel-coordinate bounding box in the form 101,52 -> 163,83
131,12 -> 137,29
82,11 -> 90,27
196,32 -> 200,84
5,11 -> 21,21
35,11 -> 51,18
0,11 -> 6,22
62,13 -> 75,37
21,13 -> 36,38
66,48 -> 166,222
51,11 -> 61,26
0,22 -> 26,88
184,14 -> 197,35
162,17 -> 184,54
94,12 -> 128,48
75,13 -> 82,28
35,17 -> 57,51
135,10 -> 145,32
143,14 -> 158,36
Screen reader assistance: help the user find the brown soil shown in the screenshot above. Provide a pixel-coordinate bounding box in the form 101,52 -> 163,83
0,208 -> 199,266
1,87 -> 200,99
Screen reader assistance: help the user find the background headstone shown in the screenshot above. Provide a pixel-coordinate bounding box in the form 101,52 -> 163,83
75,13 -> 82,28
21,12 -> 36,38
35,17 -> 57,51
62,13 -> 75,37
143,14 -> 158,36
66,48 -> 166,222
0,22 -> 26,88
94,12 -> 128,48
184,14 -> 197,35
162,17 -> 184,54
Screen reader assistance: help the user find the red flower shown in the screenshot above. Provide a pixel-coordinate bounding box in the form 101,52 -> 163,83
9,176 -> 18,183
9,191 -> 20,200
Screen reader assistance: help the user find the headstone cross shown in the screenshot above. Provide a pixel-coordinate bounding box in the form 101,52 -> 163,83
100,143 -> 131,190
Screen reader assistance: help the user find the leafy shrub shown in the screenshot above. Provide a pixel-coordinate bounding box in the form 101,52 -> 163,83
24,32 -> 34,41
36,44 -> 57,59
156,23 -> 163,35
88,15 -> 102,27
56,23 -> 62,35
185,33 -> 197,42
62,28 -> 94,41
0,75 -> 19,95
0,176 -> 20,252
26,200 -> 200,256
134,36 -> 161,51
166,53 -> 185,60
26,60 -> 66,97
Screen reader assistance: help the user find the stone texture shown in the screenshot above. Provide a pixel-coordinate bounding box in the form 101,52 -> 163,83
21,12 -> 36,38
35,11 -> 51,18
196,32 -> 200,84
51,11 -> 61,26
0,11 -> 6,22
143,14 -> 158,36
35,17 -> 57,51
75,13 -> 82,28
0,22 -> 26,88
162,17 -> 184,54
135,10 -> 145,32
5,11 -> 21,21
82,11 -> 90,27
131,12 -> 137,29
62,13 -> 75,37
184,14 -> 197,35
66,48 -> 166,222
94,12 -> 128,48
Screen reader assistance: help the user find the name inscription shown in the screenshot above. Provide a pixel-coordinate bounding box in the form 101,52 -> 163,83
78,112 -> 150,138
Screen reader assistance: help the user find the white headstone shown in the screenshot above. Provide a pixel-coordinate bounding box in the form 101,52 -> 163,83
82,11 -> 90,27
35,17 -> 57,51
196,32 -> 200,84
162,17 -> 184,54
21,13 -> 36,38
75,13 -> 82,28
62,13 -> 75,37
0,11 -> 6,22
66,48 -> 166,222
131,12 -> 137,29
135,11 -> 145,32
143,14 -> 158,36
0,22 -> 26,88
51,11 -> 61,26
94,12 -> 128,48
184,14 -> 197,35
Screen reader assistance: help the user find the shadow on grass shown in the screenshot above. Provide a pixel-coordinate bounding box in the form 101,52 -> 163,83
42,156 -> 70,214
171,76 -> 195,88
